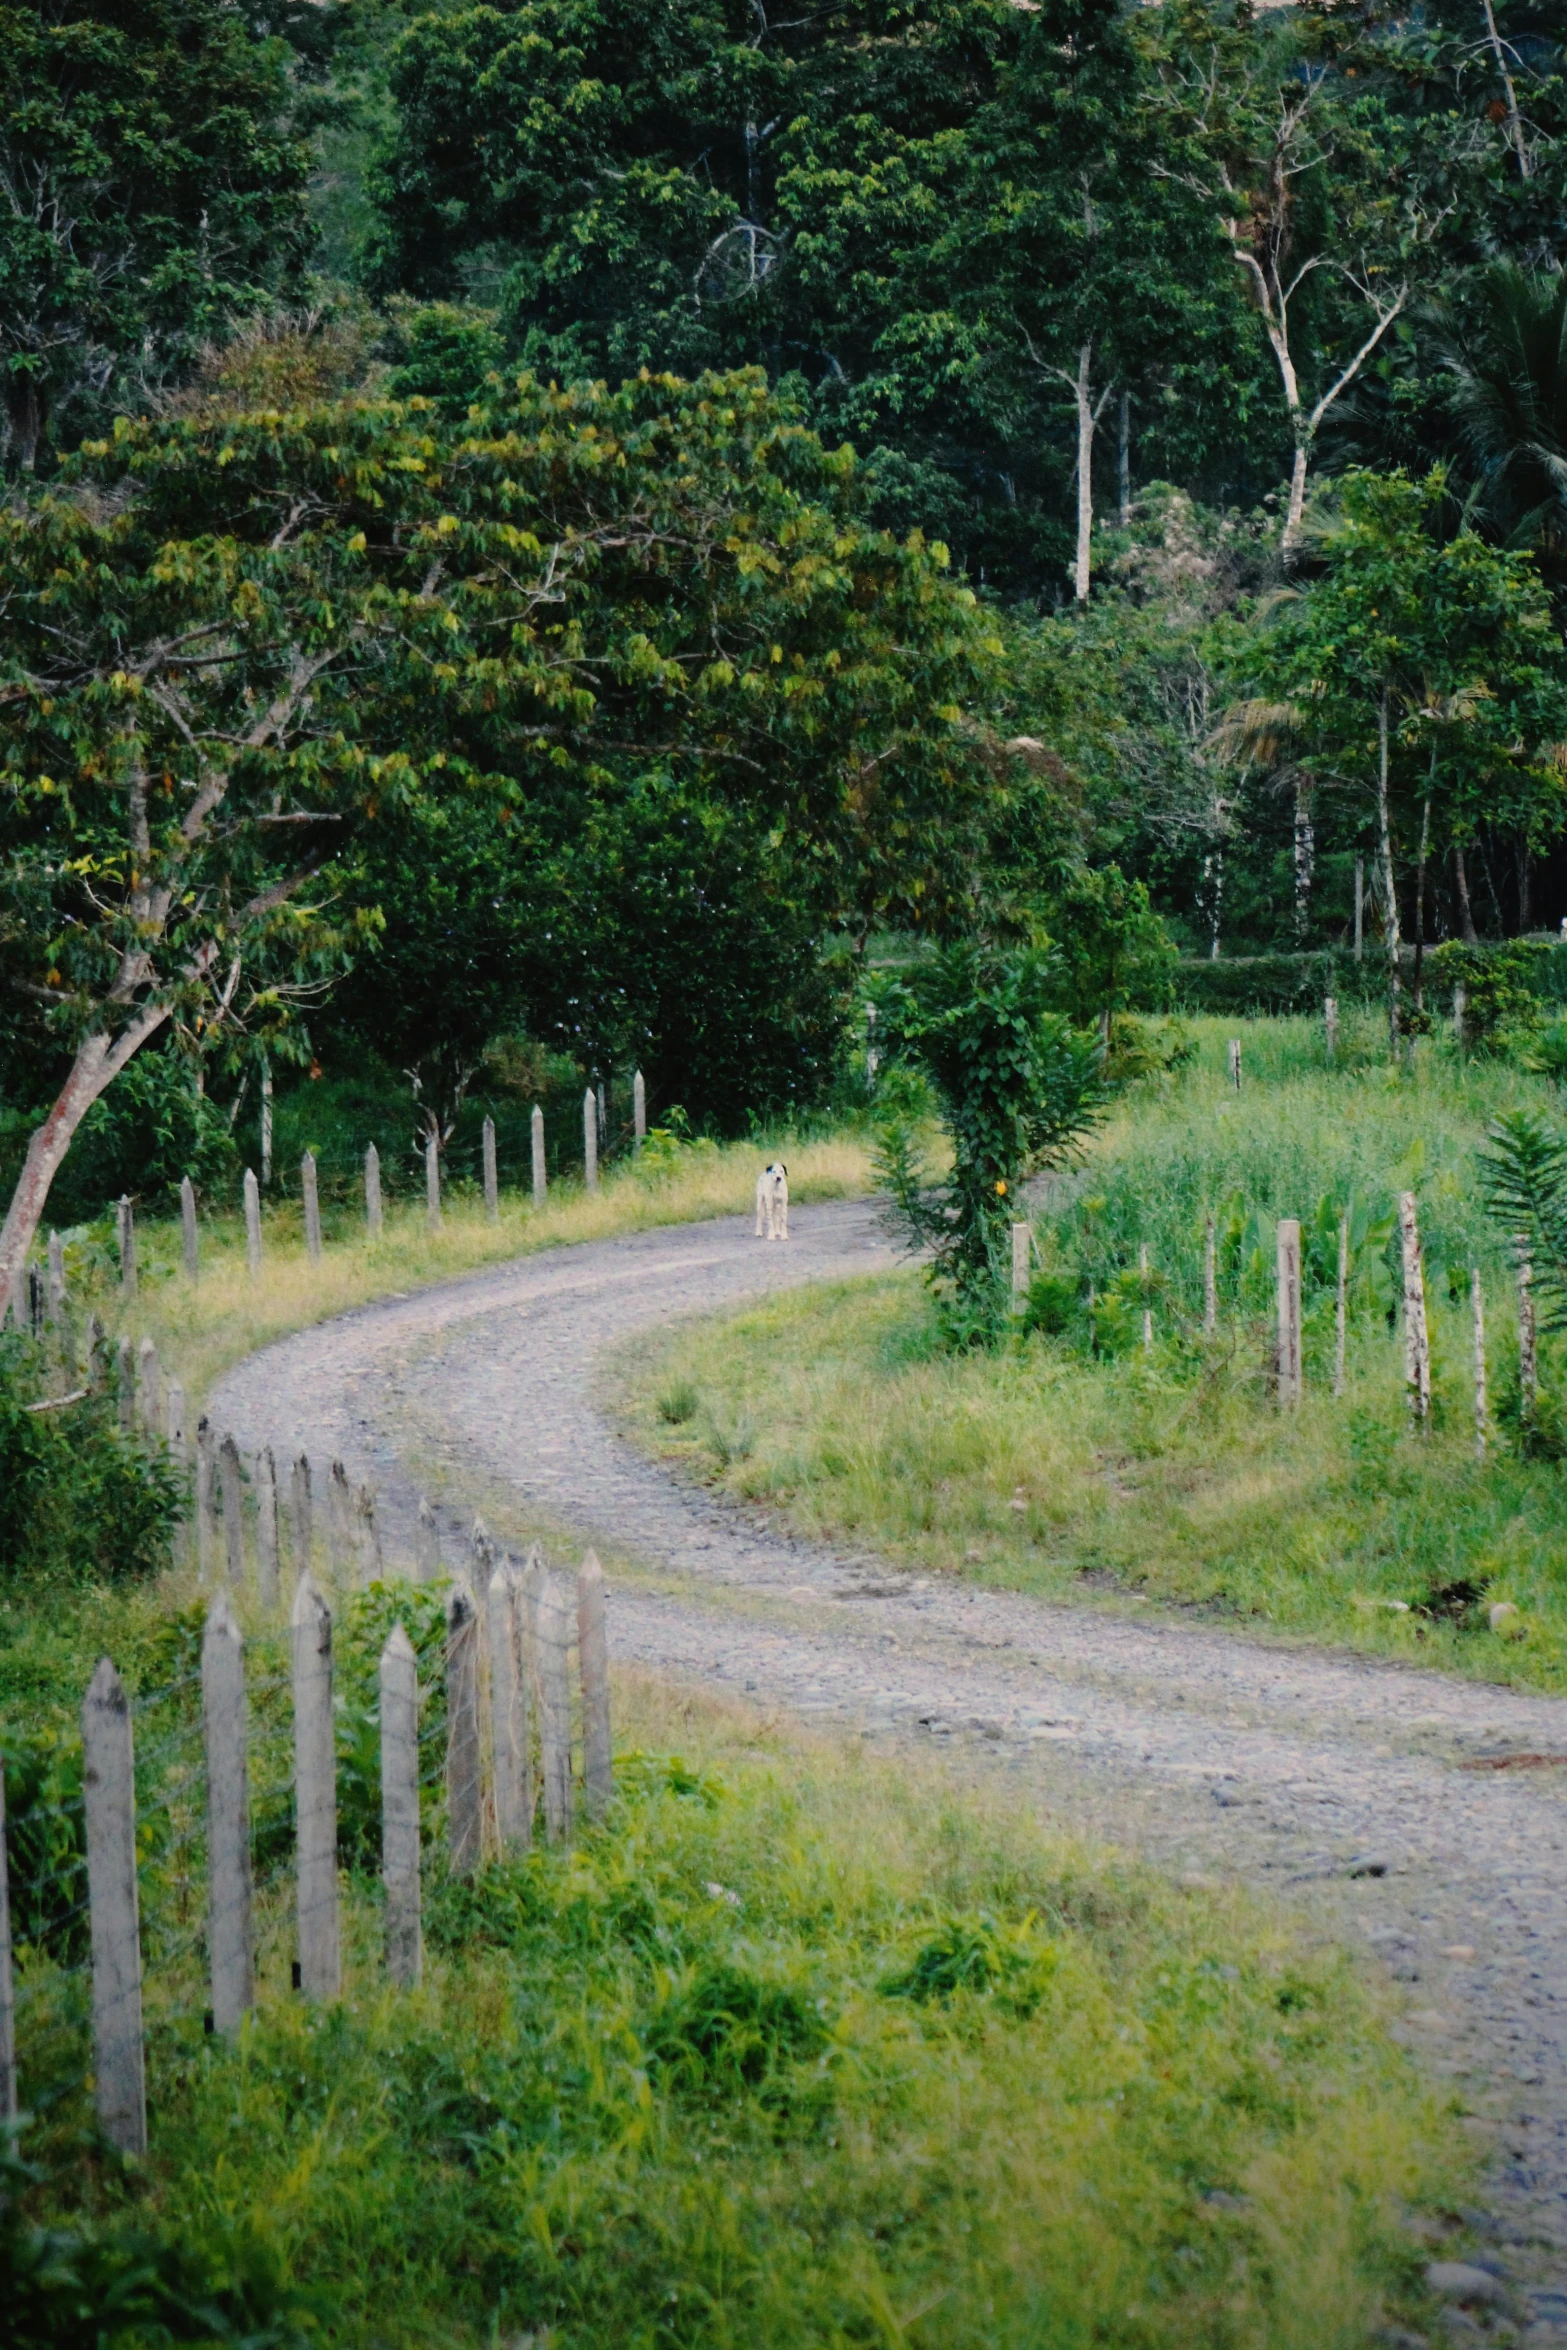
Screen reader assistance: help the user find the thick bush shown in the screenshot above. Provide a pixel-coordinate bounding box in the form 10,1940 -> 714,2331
0,1334 -> 183,1590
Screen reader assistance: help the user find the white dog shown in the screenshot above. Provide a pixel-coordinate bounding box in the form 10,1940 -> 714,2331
754,1161 -> 789,1240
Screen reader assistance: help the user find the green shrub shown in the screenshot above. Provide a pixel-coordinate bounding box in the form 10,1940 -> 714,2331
0,1335 -> 182,1591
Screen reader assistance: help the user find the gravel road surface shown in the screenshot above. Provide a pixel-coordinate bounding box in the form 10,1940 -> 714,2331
211,1199 -> 1567,2338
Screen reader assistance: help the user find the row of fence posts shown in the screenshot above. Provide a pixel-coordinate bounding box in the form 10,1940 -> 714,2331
0,1540 -> 614,2155
1010,1188 -> 1520,1456
97,1075 -> 654,1299
1217,991 -> 1475,1096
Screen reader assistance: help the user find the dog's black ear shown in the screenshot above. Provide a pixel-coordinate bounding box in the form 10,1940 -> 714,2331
779,1163 -> 787,1178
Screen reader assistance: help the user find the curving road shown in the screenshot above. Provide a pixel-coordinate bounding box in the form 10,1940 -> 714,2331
212,1199 -> 1567,2326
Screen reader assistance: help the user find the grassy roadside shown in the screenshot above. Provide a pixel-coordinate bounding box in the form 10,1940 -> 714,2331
77,1132 -> 873,1408
8,1634 -> 1468,2350
613,1015 -> 1567,1692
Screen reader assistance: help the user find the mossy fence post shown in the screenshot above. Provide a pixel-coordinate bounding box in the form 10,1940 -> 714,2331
1276,1220 -> 1302,1407
291,1574 -> 340,2001
1399,1193 -> 1431,1425
380,1624 -> 422,1988
180,1176 -> 199,1280
202,1590 -> 254,2035
82,1658 -> 146,2155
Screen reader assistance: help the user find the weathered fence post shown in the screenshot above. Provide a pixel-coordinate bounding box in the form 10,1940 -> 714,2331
1518,1251 -> 1538,1430
421,1135 -> 439,1234
380,1624 -> 421,1988
327,1461 -> 352,1578
219,1434 -> 246,1587
244,1169 -> 262,1277
196,1418 -> 218,1580
1323,996 -> 1338,1059
1276,1220 -> 1302,1406
1227,1038 -> 1242,1092
634,1071 -> 647,1146
445,1581 -> 482,1875
46,1227 -> 65,1324
1472,1268 -> 1488,1459
1203,1215 -> 1217,1336
301,1153 -> 323,1264
416,1495 -> 440,1582
482,1117 -> 499,1223
85,1312 -> 106,1391
137,1338 -> 160,1442
578,1550 -> 612,1822
1453,984 -> 1467,1050
82,1658 -> 146,2155
202,1590 -> 254,2034
1139,1244 -> 1154,1354
116,1196 -> 136,1298
487,1563 -> 527,1851
355,1483 -> 383,1584
255,1446 -> 281,1607
1334,1213 -> 1349,1398
470,1516 -> 494,1588
291,1454 -> 313,1575
1399,1191 -> 1431,1424
1011,1222 -> 1030,1316
291,1575 -> 340,2001
538,1570 -> 575,1845
180,1176 -> 199,1280
260,1056 -> 273,1187
531,1104 -> 547,1205
364,1143 -> 383,1237
114,1336 -> 134,1435
597,1081 -> 607,1149
165,1378 -> 186,1456
583,1089 -> 598,1191
0,1763 -> 15,2125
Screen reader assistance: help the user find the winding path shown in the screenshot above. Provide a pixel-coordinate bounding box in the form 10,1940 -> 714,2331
213,1199 -> 1567,2330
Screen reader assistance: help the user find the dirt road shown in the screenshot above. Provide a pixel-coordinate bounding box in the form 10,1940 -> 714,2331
211,1199 -> 1567,2332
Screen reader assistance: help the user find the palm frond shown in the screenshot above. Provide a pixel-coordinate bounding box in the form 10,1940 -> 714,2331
1481,1111 -> 1567,1329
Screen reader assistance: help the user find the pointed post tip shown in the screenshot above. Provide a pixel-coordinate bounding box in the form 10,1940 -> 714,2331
85,1653 -> 126,1708
383,1620 -> 417,1662
204,1585 -> 241,1641
291,1570 -> 328,1626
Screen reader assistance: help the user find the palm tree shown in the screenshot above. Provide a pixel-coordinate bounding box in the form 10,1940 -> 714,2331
1447,265 -> 1567,595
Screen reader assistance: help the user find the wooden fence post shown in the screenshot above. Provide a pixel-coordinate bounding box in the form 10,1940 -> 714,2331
470,1514 -> 494,1583
578,1551 -> 612,1822
196,1418 -> 218,1580
0,1762 -> 15,2126
255,1446 -> 281,1607
416,1496 -> 440,1582
219,1434 -> 246,1587
1518,1251 -> 1537,1430
487,1563 -> 527,1851
180,1176 -> 199,1280
1203,1215 -> 1217,1335
1011,1222 -> 1030,1316
445,1581 -> 482,1875
301,1153 -> 323,1264
355,1483 -> 383,1584
117,1337 -> 134,1435
1276,1220 -> 1302,1406
1472,1269 -> 1488,1458
1334,1214 -> 1349,1397
1453,984 -> 1467,1050
380,1625 -> 421,1988
531,1105 -> 546,1205
164,1378 -> 186,1456
1323,996 -> 1337,1059
633,1070 -> 647,1145
538,1570 -> 574,1845
425,1136 -> 441,1233
116,1196 -> 136,1298
46,1228 -> 65,1324
583,1089 -> 598,1190
1399,1192 -> 1431,1424
364,1143 -> 383,1238
244,1169 -> 262,1277
327,1461 -> 353,1579
291,1575 -> 340,2001
137,1338 -> 161,1442
202,1590 -> 254,2034
482,1117 -> 499,1222
1227,1038 -> 1242,1091
290,1454 -> 313,1576
82,1658 -> 146,2154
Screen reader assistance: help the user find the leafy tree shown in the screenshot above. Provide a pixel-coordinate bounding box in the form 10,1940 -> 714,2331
0,0 -> 315,468
1447,265 -> 1567,604
873,944 -> 1103,1332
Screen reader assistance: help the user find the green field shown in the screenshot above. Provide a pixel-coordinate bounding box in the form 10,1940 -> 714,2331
617,1012 -> 1567,1688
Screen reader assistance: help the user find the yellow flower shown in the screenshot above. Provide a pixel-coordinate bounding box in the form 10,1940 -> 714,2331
995,1181 -> 1007,1196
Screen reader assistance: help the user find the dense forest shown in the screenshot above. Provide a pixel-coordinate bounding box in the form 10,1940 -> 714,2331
0,0 -> 1563,1255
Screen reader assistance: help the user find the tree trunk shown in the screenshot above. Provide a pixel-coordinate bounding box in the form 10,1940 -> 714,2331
1481,0 -> 1532,177
1516,836 -> 1532,932
1117,391 -> 1131,526
1073,342 -> 1097,603
1282,440 -> 1309,556
0,1011 -> 170,1309
1413,787 -> 1432,1011
1375,687 -> 1402,1052
1293,780 -> 1314,945
1453,844 -> 1479,942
